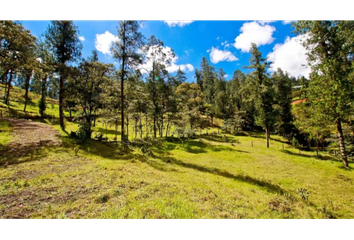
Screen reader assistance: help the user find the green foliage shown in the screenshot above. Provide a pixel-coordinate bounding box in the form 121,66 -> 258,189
38,98 -> 46,116
76,123 -> 91,140
293,21 -> 354,166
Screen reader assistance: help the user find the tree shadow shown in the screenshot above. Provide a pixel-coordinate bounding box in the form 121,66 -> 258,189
250,132 -> 290,145
94,127 -> 120,136
201,134 -> 233,143
280,149 -> 339,162
0,143 -> 50,168
145,151 -> 285,194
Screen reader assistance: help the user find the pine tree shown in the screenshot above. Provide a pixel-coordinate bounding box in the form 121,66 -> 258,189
294,21 -> 354,167
247,43 -> 276,148
111,21 -> 144,141
45,21 -> 82,130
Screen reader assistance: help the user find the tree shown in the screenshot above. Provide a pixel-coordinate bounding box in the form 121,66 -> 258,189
0,21 -> 37,105
67,56 -> 114,139
272,68 -> 294,138
141,35 -> 175,138
199,57 -> 217,124
45,21 -> 82,130
111,21 -> 144,141
247,43 -> 276,148
293,21 -> 354,167
176,82 -> 204,129
293,100 -> 332,155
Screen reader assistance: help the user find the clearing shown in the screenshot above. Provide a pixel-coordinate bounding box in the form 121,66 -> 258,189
0,118 -> 353,219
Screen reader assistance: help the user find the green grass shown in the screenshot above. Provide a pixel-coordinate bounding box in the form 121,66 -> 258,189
0,83 -> 62,119
1,131 -> 353,219
1,83 -> 353,219
0,119 -> 12,146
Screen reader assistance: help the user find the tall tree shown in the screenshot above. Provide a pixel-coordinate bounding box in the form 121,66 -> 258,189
0,21 -> 37,105
67,55 -> 114,138
199,57 -> 217,124
45,21 -> 82,130
293,21 -> 354,167
247,43 -> 276,148
272,68 -> 294,138
111,21 -> 144,141
176,82 -> 205,129
141,35 -> 175,138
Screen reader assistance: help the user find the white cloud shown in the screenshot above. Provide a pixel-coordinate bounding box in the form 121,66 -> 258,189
209,47 -> 238,64
94,31 -> 118,55
221,41 -> 230,48
139,45 -> 194,73
234,21 -> 276,52
164,21 -> 193,27
224,74 -> 229,78
282,20 -> 295,25
257,20 -> 275,25
267,34 -> 310,78
78,36 -> 85,41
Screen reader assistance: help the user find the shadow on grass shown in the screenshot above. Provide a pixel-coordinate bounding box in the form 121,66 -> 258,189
156,138 -> 249,154
280,149 -> 338,162
59,136 -> 135,161
250,132 -> 290,145
94,127 -> 120,137
201,134 -> 234,143
140,151 -> 284,194
0,143 -> 50,168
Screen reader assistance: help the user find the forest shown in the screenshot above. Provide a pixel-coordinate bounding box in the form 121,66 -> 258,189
1,20 -> 354,219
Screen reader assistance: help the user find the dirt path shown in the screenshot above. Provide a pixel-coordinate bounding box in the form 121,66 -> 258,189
0,118 -> 61,157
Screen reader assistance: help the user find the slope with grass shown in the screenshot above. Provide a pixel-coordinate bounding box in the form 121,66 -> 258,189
1,123 -> 353,219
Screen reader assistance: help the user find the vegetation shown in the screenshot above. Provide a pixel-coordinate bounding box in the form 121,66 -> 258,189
1,20 -> 354,219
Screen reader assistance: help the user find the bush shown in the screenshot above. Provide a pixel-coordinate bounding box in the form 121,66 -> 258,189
76,123 -> 91,140
38,99 -> 46,117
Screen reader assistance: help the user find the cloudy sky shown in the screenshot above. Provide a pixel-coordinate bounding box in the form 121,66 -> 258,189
22,20 -> 310,81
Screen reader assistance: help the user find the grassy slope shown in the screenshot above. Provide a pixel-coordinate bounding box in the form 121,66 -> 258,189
0,119 -> 12,146
0,83 -> 60,118
1,84 -> 353,219
0,131 -> 353,219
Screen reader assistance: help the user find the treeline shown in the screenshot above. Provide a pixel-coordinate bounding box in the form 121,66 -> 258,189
1,21 -> 354,167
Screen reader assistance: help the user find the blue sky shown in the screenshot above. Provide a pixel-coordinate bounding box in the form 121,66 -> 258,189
22,20 -> 310,82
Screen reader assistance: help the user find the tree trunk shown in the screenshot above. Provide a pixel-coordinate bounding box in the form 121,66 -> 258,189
59,74 -> 65,130
40,76 -> 47,119
120,24 -> 126,141
153,113 -> 157,138
336,118 -> 348,167
316,140 -> 319,156
115,117 -> 118,140
5,69 -> 13,105
126,114 -> 129,141
160,114 -> 163,138
139,112 -> 143,138
23,73 -> 31,113
145,112 -> 148,138
266,127 -> 270,148
135,117 -> 138,139
166,121 -> 170,137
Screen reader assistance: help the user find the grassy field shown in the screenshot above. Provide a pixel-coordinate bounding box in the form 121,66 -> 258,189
0,83 -> 60,118
0,119 -> 12,146
1,84 -> 354,219
1,125 -> 353,219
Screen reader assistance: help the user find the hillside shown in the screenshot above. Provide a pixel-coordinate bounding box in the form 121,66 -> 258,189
1,119 -> 353,218
1,82 -> 354,219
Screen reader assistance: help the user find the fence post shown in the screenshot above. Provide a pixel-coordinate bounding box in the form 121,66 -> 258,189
251,141 -> 253,147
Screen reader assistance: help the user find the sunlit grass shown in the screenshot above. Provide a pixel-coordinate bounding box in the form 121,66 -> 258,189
0,119 -> 12,145
1,129 -> 353,219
